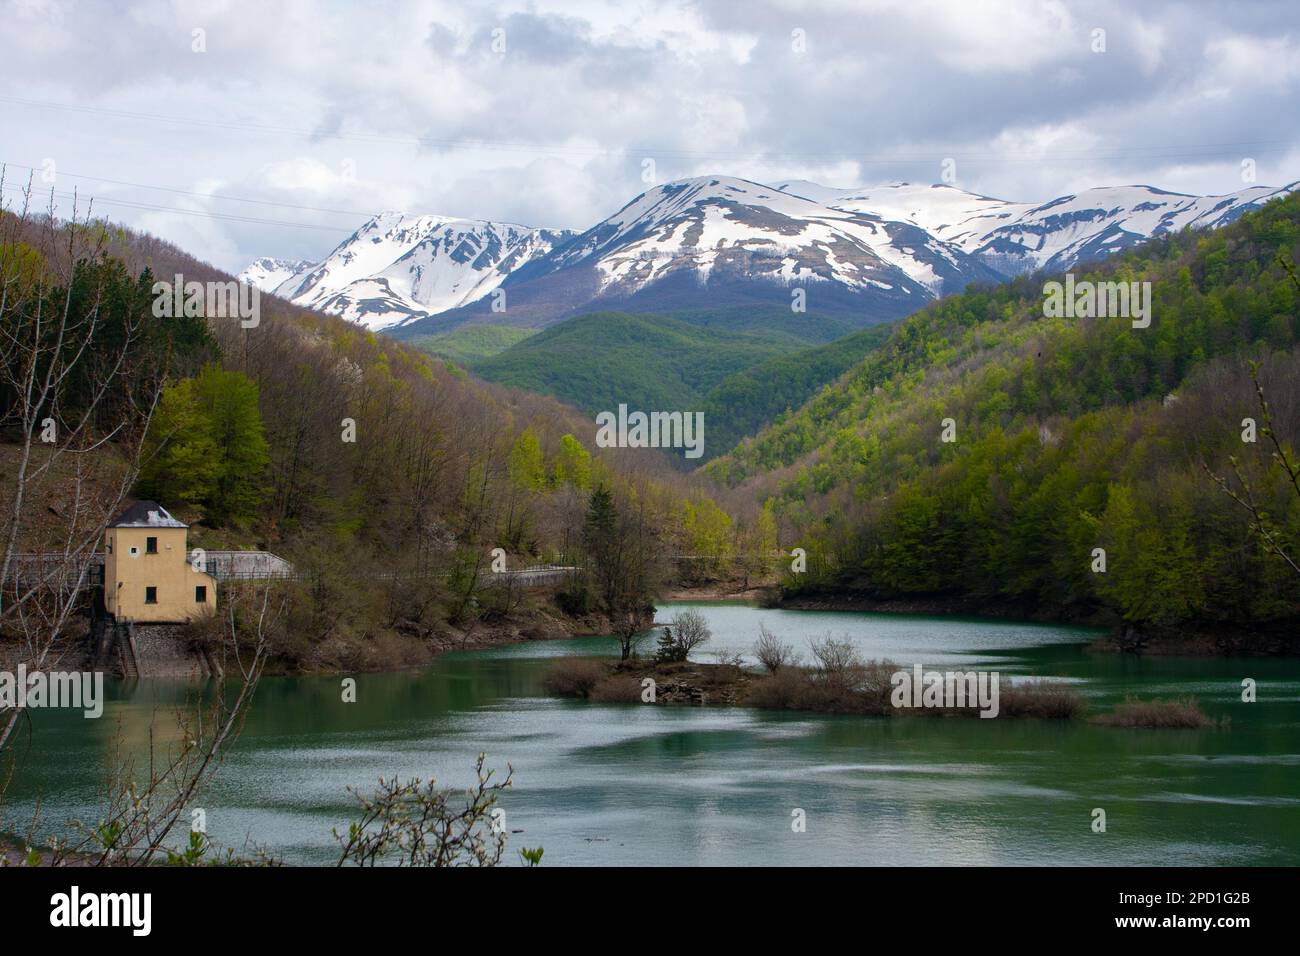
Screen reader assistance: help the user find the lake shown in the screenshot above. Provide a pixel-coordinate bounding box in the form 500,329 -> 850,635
10,603 -> 1300,865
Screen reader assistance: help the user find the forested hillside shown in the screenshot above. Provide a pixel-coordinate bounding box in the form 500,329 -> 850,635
707,192 -> 1300,636
466,309 -> 894,462
406,324 -> 538,364
0,207 -> 747,669
697,323 -> 895,459
470,312 -> 796,423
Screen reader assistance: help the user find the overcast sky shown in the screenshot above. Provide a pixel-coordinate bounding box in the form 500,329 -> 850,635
2,0 -> 1298,273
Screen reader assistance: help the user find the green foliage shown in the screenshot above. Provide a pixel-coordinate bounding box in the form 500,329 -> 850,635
552,433 -> 591,490
473,312 -> 794,415
408,324 -> 538,365
697,322 -> 895,458
164,830 -> 210,866
508,427 -> 546,491
518,846 -> 545,866
138,364 -> 269,525
0,255 -> 216,434
719,191 -> 1300,630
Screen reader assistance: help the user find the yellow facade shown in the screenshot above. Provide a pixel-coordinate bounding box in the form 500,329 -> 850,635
104,507 -> 216,623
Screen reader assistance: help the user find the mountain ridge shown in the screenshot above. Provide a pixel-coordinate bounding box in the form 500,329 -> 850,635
242,175 -> 1299,335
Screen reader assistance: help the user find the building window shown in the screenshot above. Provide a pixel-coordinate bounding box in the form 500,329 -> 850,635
145,586 -> 158,604
195,586 -> 207,603
146,536 -> 158,554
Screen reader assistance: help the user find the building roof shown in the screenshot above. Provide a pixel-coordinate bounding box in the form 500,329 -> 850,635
108,500 -> 188,529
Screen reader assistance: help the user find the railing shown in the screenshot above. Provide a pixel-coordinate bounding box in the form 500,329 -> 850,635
4,552 -> 104,588
5,551 -> 296,586
199,551 -> 296,582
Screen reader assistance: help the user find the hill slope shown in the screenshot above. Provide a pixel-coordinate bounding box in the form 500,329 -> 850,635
471,312 -> 794,425
708,191 -> 1300,637
696,323 -> 896,460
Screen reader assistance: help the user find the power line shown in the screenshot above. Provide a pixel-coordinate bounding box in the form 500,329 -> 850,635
0,161 -> 376,218
0,181 -> 353,232
1,94 -> 1294,164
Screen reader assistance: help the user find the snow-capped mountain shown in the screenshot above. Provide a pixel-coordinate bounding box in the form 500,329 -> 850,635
238,256 -> 313,292
243,213 -> 574,330
777,179 -> 1298,276
246,175 -> 1297,335
403,176 -> 1006,332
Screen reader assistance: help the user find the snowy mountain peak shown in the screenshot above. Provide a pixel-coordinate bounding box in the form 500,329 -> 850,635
237,256 -> 314,293
244,175 -> 1298,333
259,212 -> 576,330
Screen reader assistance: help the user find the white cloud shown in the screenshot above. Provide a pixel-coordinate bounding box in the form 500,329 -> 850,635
0,0 -> 1295,272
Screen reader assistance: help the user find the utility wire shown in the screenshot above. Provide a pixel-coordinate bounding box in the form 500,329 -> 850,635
1,95 -> 1294,163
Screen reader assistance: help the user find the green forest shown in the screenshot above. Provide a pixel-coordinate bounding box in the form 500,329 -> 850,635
706,192 -> 1300,635
468,309 -> 894,463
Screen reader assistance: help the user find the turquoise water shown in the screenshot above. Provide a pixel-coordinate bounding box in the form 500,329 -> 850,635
9,604 -> 1300,865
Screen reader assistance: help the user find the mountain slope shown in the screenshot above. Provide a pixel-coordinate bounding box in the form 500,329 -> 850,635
470,311 -> 796,429
238,256 -> 313,291
777,179 -> 1299,277
707,190 -> 1300,635
397,176 -> 1002,336
248,175 -> 1298,337
243,212 -> 575,330
406,325 -> 538,365
696,322 -> 897,460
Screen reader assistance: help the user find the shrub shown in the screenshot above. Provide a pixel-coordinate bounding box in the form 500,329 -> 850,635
754,624 -> 798,673
745,655 -> 896,715
555,586 -> 592,617
858,659 -> 898,713
542,658 -> 608,698
809,634 -> 864,691
999,680 -> 1089,719
1095,697 -> 1215,729
746,667 -> 809,710
588,675 -> 644,704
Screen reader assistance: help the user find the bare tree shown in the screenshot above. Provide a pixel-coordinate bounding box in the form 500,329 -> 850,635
0,176 -> 163,754
754,624 -> 799,673
334,752 -> 513,867
20,584 -> 286,866
654,608 -> 711,662
1204,255 -> 1300,580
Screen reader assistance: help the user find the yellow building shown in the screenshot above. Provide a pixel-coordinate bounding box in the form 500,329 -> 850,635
104,501 -> 217,623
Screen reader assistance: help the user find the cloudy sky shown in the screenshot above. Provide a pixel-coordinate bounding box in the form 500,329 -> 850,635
2,0 -> 1298,273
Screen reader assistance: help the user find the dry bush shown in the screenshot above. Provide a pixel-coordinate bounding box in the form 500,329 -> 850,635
859,659 -> 898,713
754,624 -> 798,673
335,753 -> 511,867
798,678 -> 879,715
809,634 -> 868,694
999,680 -> 1089,719
745,654 -> 897,715
542,657 -> 609,698
746,666 -> 809,710
1095,697 -> 1215,729
588,675 -> 644,704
